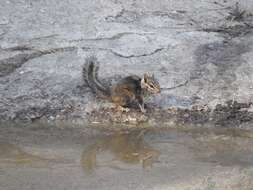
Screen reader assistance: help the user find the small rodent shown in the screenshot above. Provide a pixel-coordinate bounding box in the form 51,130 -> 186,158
82,56 -> 161,113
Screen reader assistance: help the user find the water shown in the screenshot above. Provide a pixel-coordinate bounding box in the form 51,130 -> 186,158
0,123 -> 253,190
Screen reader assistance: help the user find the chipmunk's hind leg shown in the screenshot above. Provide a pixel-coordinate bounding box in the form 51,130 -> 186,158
116,105 -> 130,112
111,95 -> 131,112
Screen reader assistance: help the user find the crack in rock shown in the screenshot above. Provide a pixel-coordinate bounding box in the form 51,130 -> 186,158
105,9 -> 140,23
1,45 -> 34,51
0,47 -> 76,77
68,32 -> 155,42
201,24 -> 253,38
0,43 -> 164,78
110,47 -> 165,58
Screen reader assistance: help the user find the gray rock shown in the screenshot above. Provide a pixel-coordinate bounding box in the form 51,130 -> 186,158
0,0 -> 253,126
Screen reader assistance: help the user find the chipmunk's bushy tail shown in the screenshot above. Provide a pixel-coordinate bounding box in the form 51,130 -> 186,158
82,56 -> 111,97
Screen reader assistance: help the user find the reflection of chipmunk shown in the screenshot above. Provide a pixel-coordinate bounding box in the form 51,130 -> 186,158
81,131 -> 160,173
82,56 -> 161,112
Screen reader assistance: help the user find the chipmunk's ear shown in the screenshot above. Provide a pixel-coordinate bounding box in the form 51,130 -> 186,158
143,73 -> 149,82
144,72 -> 153,77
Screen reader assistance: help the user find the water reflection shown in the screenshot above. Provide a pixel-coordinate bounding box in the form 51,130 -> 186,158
81,130 -> 160,173
189,130 -> 253,167
0,143 -> 49,168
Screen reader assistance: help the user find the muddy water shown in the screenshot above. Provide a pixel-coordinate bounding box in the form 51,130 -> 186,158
0,124 -> 253,190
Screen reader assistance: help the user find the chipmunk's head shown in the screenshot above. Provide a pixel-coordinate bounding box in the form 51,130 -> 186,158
141,73 -> 161,93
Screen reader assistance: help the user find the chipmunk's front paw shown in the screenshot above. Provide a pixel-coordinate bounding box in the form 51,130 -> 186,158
140,108 -> 146,113
138,104 -> 146,113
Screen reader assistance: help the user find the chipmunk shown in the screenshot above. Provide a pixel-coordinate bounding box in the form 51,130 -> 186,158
82,56 -> 161,113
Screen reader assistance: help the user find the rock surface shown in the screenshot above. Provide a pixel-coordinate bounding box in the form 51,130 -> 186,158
1,0 -> 253,126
